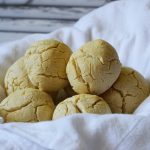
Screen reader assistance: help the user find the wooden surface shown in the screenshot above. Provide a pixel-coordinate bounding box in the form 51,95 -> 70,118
0,0 -> 114,44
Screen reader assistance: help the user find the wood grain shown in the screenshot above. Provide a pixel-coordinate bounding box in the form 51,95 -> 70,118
28,0 -> 107,7
0,6 -> 92,20
0,32 -> 30,44
0,0 -> 113,44
0,0 -> 107,7
0,18 -> 74,33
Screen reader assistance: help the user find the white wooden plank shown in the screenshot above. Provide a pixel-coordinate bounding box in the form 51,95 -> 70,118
0,32 -> 30,44
0,6 -> 92,20
0,0 -> 108,7
0,19 -> 74,33
29,0 -> 107,7
0,0 -> 111,45
0,0 -> 29,4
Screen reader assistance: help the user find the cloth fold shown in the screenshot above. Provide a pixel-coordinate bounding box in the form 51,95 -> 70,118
0,0 -> 150,149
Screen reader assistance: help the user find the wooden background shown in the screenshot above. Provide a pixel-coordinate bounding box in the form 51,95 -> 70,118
0,0 -> 115,44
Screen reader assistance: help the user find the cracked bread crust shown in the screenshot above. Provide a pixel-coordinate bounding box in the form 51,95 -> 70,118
52,94 -> 111,120
0,88 -> 55,122
4,57 -> 35,95
66,39 -> 121,95
101,67 -> 150,114
24,39 -> 72,92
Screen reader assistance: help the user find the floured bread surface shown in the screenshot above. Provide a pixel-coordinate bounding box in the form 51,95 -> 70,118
24,39 -> 72,92
0,88 -> 55,122
4,57 -> 34,95
66,39 -> 121,95
101,67 -> 150,114
53,94 -> 111,120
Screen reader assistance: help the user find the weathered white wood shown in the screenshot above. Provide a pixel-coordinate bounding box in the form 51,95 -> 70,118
0,6 -> 92,20
0,0 -> 29,4
0,0 -> 112,44
0,19 -> 74,33
0,5 -> 92,44
0,0 -> 107,7
29,0 -> 107,7
0,32 -> 30,44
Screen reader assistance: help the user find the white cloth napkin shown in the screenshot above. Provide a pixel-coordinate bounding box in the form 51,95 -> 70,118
0,0 -> 150,149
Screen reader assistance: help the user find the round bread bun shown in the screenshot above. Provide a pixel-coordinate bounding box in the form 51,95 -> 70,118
101,67 -> 150,113
24,39 -> 72,92
0,88 -> 55,122
4,57 -> 34,95
53,94 -> 111,120
66,39 -> 121,95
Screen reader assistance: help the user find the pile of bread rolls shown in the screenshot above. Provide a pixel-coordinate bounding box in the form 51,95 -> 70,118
0,39 -> 149,122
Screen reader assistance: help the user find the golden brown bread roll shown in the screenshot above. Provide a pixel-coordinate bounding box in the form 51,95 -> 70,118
0,88 -> 55,122
24,39 -> 72,92
4,57 -> 35,95
101,67 -> 150,113
53,94 -> 111,120
66,39 -> 121,95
